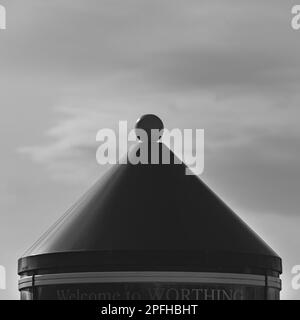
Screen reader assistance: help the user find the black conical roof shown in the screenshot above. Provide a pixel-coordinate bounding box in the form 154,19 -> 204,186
18,121 -> 281,276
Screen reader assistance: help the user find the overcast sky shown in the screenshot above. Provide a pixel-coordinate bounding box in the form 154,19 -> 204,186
0,0 -> 299,299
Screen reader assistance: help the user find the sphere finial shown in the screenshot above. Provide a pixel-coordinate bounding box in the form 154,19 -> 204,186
135,114 -> 164,142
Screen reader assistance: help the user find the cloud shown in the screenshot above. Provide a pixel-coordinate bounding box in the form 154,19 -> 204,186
18,106 -> 107,183
2,0 -> 299,99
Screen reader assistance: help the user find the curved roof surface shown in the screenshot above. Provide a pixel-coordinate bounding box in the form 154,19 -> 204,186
19,143 -> 281,275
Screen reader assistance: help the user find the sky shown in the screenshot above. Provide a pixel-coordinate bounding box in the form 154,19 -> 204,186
0,0 -> 300,299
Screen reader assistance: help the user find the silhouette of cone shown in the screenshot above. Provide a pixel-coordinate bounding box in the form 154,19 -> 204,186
18,115 -> 282,300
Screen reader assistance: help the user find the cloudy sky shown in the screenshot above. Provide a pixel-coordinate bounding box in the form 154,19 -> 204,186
0,0 -> 299,299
